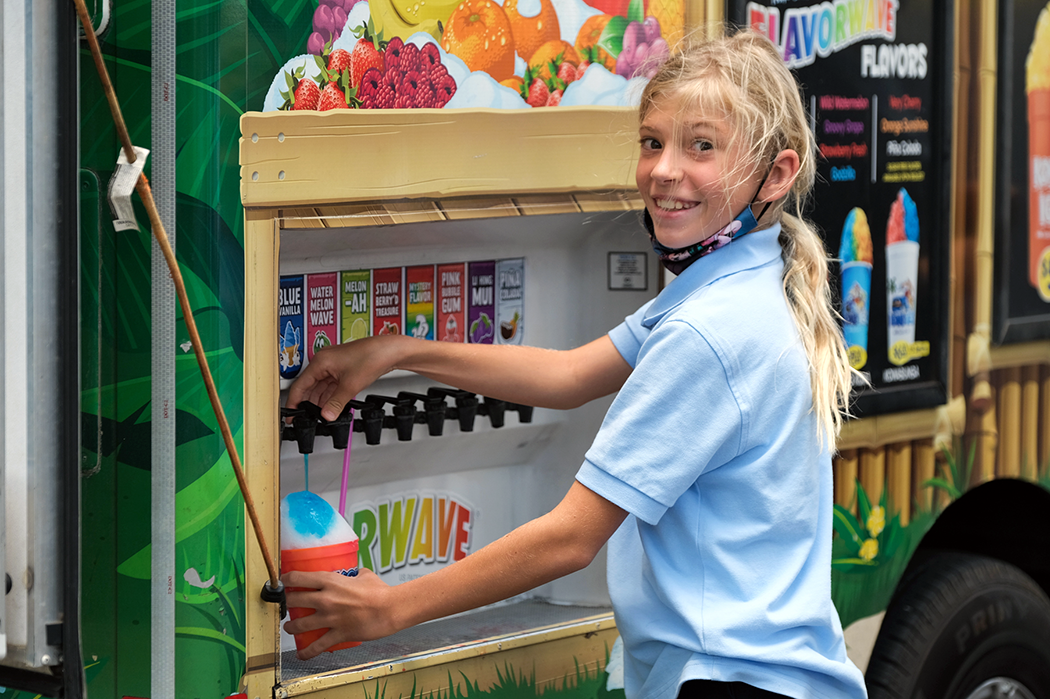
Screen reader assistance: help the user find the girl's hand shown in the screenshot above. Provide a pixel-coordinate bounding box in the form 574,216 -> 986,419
287,336 -> 406,421
282,568 -> 400,660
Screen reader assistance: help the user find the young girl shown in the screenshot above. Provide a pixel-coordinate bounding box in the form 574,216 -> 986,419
283,30 -> 868,699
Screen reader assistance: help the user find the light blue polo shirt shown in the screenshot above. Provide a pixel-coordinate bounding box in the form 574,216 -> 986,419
576,224 -> 867,699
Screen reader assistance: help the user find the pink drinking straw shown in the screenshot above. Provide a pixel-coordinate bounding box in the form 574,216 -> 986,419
338,412 -> 354,518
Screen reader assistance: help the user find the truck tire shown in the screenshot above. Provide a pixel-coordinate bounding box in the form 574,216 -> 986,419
865,552 -> 1050,699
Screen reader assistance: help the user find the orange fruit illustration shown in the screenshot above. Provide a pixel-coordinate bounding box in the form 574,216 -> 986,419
503,0 -> 560,67
528,39 -> 580,82
441,0 -> 516,82
575,14 -> 616,72
500,75 -> 524,92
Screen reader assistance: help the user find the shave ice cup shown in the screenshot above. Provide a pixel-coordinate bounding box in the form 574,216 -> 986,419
281,491 -> 361,652
1027,5 -> 1050,296
838,208 -> 874,369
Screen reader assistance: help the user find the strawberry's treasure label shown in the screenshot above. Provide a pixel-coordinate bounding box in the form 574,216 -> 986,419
340,270 -> 371,343
306,272 -> 338,360
467,261 -> 495,344
496,258 -> 524,345
437,262 -> 466,343
279,275 -> 306,380
406,265 -> 436,340
372,267 -> 404,337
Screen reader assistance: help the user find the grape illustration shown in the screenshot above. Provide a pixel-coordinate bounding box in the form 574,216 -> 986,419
615,16 -> 669,79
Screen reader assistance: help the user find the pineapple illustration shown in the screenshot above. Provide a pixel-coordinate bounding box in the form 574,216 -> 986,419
647,0 -> 684,49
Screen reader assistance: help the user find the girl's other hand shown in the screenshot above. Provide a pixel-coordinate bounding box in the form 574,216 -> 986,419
282,568 -> 400,660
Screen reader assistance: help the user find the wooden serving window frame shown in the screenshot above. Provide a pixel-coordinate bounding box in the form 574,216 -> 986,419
240,107 -> 643,698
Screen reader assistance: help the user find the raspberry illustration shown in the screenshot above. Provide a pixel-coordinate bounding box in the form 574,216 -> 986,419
419,42 -> 441,74
393,93 -> 415,108
431,72 -> 457,106
358,67 -> 383,100
414,82 -> 437,108
385,36 -> 405,73
399,42 -> 422,74
399,70 -> 423,102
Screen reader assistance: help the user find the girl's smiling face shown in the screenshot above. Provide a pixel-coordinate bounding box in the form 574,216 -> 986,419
636,98 -> 763,250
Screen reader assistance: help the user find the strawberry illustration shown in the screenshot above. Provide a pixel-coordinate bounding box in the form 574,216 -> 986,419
292,78 -> 321,110
546,88 -> 563,107
526,78 -> 549,108
327,49 -> 352,79
556,61 -> 576,85
279,67 -> 322,110
318,81 -> 350,110
350,37 -> 384,89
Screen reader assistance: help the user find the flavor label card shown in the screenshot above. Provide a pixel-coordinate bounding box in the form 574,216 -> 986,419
279,274 -> 305,380
496,258 -> 524,345
437,262 -> 466,343
467,261 -> 495,344
340,270 -> 371,343
306,272 -> 338,360
372,267 -> 404,336
406,265 -> 435,340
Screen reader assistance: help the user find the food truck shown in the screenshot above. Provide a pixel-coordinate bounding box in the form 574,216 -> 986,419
2,0 -> 1050,697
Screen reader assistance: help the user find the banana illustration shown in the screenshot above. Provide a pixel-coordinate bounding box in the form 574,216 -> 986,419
369,0 -> 462,41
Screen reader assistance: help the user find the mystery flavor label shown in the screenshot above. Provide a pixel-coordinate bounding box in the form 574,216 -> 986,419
340,269 -> 371,343
436,263 -> 466,343
279,274 -> 305,380
372,267 -> 403,337
467,261 -> 495,344
496,258 -> 524,345
306,272 -> 338,360
406,265 -> 435,340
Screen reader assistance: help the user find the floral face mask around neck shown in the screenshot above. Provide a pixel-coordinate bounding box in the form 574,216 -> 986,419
645,172 -> 774,276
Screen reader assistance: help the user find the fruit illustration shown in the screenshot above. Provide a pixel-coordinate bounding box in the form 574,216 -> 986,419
441,0 -> 517,82
575,14 -> 616,72
646,0 -> 684,48
469,313 -> 494,343
367,0 -> 461,43
528,40 -> 580,82
614,16 -> 669,79
309,0 -> 365,55
318,80 -> 351,110
500,311 -> 520,340
357,37 -> 458,108
328,48 -> 353,78
349,318 -> 368,341
503,0 -> 560,69
279,66 -> 323,110
378,321 -> 400,335
525,77 -> 549,107
349,38 -> 384,89
546,88 -> 562,106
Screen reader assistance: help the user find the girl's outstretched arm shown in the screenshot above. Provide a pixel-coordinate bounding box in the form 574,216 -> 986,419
282,481 -> 628,660
287,334 -> 632,420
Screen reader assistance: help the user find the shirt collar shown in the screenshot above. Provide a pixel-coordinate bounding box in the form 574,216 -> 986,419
642,222 -> 784,329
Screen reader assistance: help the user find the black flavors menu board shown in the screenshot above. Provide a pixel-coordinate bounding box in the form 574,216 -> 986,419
994,0 -> 1050,342
727,0 -> 952,416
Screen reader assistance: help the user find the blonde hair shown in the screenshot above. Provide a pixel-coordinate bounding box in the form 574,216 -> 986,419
639,29 -> 853,447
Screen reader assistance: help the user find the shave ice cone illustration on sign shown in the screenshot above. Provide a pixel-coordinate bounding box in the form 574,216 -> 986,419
437,262 -> 466,343
1028,4 -> 1050,300
280,274 -> 306,379
839,208 -> 873,370
885,188 -> 929,367
259,0 -> 684,112
406,265 -> 436,340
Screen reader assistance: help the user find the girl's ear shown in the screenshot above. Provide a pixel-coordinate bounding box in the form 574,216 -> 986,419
758,149 -> 801,203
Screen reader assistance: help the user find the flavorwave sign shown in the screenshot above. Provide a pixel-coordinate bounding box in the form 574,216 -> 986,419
350,492 -> 475,577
